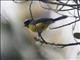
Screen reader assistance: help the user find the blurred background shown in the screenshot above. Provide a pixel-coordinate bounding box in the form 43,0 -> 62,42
1,0 -> 80,60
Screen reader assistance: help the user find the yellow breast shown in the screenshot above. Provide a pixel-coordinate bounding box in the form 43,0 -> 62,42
28,23 -> 48,32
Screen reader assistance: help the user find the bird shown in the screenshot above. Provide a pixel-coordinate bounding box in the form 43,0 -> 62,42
24,15 -> 68,32
24,15 -> 68,43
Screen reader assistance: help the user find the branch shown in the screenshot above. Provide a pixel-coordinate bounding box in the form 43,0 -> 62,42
34,37 -> 80,48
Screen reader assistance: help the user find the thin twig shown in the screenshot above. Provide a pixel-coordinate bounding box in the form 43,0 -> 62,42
50,19 -> 80,29
34,37 -> 80,48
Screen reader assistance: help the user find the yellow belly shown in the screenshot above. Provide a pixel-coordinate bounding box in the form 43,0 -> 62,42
28,23 -> 48,32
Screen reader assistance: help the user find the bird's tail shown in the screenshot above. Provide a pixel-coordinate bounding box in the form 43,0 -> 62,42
52,15 -> 68,22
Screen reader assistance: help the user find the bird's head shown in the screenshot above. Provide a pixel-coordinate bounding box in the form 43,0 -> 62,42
24,19 -> 37,32
24,19 -> 32,27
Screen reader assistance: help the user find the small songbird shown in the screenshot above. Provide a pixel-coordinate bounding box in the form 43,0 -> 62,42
24,15 -> 68,43
24,15 -> 67,32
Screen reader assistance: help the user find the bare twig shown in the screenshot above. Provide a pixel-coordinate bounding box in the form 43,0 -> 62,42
34,37 -> 80,48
